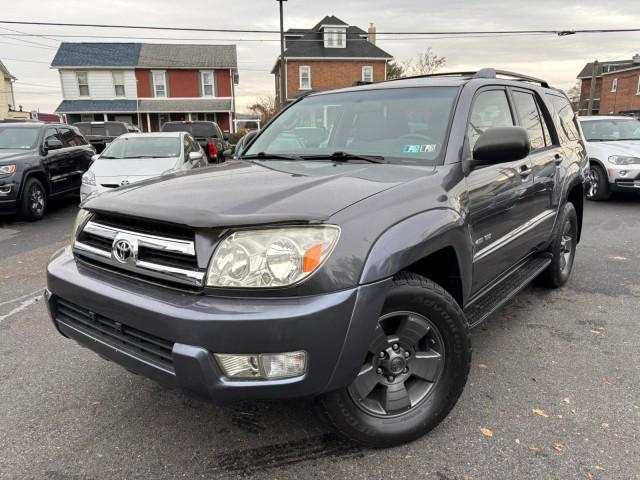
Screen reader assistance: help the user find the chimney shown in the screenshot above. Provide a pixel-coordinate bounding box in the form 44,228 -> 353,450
633,53 -> 640,64
368,23 -> 377,45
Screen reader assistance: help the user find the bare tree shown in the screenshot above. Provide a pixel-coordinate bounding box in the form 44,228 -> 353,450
566,80 -> 581,102
401,48 -> 447,77
248,96 -> 279,124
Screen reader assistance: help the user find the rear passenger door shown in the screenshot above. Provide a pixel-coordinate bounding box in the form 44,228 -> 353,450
42,127 -> 70,195
510,88 -> 563,245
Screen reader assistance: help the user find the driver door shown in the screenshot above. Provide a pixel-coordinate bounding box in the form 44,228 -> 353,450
465,88 -> 536,294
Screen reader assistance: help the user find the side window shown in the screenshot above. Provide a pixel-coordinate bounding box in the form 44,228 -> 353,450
467,89 -> 514,152
59,128 -> 78,147
43,128 -> 60,146
547,94 -> 580,141
511,90 -> 547,151
183,136 -> 193,158
189,135 -> 199,152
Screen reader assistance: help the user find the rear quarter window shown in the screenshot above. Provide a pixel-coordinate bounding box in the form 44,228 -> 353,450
546,94 -> 580,142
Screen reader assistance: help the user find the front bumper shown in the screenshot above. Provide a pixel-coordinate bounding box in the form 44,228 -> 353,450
46,247 -> 390,401
606,166 -> 640,191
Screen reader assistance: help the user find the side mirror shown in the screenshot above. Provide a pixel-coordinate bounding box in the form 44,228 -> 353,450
472,126 -> 530,167
90,154 -> 99,164
223,148 -> 233,157
44,137 -> 64,151
188,151 -> 203,162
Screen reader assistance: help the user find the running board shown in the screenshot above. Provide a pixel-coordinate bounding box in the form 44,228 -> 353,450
464,254 -> 552,328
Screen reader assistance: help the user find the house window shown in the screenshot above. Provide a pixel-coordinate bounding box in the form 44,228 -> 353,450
299,66 -> 311,90
201,71 -> 215,97
324,28 -> 346,48
112,71 -> 125,97
637,75 -> 640,95
76,72 -> 89,97
152,70 -> 167,97
362,66 -> 373,83
611,78 -> 618,92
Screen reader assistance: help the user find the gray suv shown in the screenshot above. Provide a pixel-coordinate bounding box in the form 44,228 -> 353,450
46,69 -> 588,447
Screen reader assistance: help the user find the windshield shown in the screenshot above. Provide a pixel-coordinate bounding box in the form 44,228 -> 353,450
162,122 -> 220,138
0,127 -> 39,149
245,87 -> 459,165
100,136 -> 181,159
580,118 -> 640,141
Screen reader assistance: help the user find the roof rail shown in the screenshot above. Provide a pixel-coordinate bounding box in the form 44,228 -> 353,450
474,68 -> 550,88
385,69 -> 550,88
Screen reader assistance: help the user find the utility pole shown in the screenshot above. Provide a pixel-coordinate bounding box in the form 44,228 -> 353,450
587,59 -> 598,115
277,0 -> 288,109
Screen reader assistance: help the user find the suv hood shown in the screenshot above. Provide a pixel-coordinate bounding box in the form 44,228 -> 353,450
586,140 -> 640,158
0,149 -> 34,162
85,159 -> 434,228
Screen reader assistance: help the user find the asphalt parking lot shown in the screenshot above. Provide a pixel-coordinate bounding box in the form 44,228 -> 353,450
0,195 -> 639,480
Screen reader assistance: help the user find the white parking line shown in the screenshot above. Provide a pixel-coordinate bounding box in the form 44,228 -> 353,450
0,289 -> 45,307
0,291 -> 44,323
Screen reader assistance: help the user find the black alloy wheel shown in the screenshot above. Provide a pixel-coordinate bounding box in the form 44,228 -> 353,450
348,311 -> 445,417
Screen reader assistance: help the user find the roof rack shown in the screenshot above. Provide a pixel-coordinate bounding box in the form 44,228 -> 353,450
387,68 -> 550,88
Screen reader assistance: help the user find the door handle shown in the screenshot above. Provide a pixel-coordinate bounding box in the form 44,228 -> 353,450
519,165 -> 532,179
554,153 -> 563,166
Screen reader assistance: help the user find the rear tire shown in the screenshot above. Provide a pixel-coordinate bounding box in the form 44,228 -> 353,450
320,272 -> 471,448
537,202 -> 578,289
19,177 -> 47,221
586,164 -> 610,201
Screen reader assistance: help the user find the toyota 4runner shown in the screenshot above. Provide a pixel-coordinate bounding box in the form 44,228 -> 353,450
46,69 -> 588,447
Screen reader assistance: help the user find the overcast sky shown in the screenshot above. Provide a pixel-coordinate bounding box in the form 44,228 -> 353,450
2,0 -> 640,114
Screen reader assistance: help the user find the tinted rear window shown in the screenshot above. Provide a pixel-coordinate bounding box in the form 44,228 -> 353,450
75,123 -> 127,137
162,122 -> 220,138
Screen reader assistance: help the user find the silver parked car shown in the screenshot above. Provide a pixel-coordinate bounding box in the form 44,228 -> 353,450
578,116 -> 640,200
81,132 -> 207,201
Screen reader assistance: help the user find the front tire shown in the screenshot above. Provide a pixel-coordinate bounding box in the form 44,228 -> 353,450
537,202 -> 578,289
19,177 -> 47,221
586,164 -> 610,201
320,273 -> 471,448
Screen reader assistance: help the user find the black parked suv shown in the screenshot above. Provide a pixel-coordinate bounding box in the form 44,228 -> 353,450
73,121 -> 139,153
0,123 -> 94,219
46,69 -> 588,447
161,121 -> 229,163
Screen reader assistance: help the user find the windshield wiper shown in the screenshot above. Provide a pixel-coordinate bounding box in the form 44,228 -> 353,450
242,152 -> 306,161
303,151 -> 385,164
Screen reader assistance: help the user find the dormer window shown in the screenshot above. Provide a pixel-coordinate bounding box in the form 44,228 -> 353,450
324,27 -> 346,48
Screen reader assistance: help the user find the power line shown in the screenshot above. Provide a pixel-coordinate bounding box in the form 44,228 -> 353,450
2,20 -> 640,36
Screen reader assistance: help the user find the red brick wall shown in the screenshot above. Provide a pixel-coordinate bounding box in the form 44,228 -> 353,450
285,60 -> 386,98
600,69 -> 640,114
136,70 -> 152,97
578,77 -> 602,114
168,70 -> 199,97
216,70 -> 232,97
217,112 -> 230,132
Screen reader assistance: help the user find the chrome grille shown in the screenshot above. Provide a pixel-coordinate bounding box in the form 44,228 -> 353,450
73,217 -> 204,287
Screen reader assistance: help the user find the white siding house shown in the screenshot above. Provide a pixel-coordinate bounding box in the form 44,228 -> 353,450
59,69 -> 137,100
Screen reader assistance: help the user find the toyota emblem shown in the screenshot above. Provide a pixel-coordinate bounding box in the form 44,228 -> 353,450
113,238 -> 134,263
120,179 -> 130,186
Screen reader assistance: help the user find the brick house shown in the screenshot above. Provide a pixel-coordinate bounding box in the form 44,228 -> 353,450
272,16 -> 393,104
51,43 -> 239,132
577,54 -> 640,116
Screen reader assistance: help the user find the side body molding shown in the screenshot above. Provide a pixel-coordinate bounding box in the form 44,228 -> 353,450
360,208 -> 472,304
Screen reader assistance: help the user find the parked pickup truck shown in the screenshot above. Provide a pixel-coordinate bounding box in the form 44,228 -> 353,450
46,69 -> 588,447
74,121 -> 139,153
161,121 -> 229,163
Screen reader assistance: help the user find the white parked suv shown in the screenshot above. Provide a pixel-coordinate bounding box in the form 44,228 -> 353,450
578,116 -> 640,200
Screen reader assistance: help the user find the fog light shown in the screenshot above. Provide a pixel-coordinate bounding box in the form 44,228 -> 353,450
0,184 -> 12,195
215,351 -> 307,380
619,170 -> 628,177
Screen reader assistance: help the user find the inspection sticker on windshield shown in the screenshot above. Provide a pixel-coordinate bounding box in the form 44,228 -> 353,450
403,144 -> 437,154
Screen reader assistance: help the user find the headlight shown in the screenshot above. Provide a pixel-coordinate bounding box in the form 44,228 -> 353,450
0,164 -> 16,175
608,155 -> 640,165
82,170 -> 96,186
207,226 -> 340,288
71,208 -> 92,238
